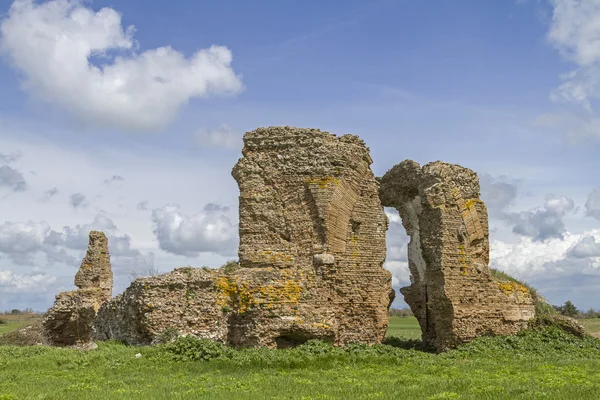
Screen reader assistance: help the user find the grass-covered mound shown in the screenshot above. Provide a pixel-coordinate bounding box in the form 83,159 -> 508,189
490,268 -> 557,317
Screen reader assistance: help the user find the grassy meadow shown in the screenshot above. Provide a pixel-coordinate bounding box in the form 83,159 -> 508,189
2,316 -> 600,399
0,315 -> 41,335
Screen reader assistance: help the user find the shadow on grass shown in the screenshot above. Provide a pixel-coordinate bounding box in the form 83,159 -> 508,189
382,335 -> 435,352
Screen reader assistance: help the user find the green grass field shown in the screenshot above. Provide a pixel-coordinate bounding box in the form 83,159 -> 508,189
0,315 -> 41,335
581,318 -> 600,336
2,316 -> 600,399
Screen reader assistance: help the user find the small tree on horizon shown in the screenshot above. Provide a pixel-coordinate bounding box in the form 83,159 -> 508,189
557,300 -> 579,318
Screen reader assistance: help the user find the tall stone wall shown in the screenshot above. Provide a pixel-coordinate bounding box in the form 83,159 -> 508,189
43,231 -> 113,347
94,126 -> 393,347
379,160 -> 534,351
230,126 -> 393,347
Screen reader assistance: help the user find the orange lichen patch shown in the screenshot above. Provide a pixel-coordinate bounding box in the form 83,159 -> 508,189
497,281 -> 529,296
306,176 -> 340,188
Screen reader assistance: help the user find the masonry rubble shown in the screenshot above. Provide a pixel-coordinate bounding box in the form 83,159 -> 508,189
379,160 -> 535,351
42,231 -> 113,348
93,126 -> 394,347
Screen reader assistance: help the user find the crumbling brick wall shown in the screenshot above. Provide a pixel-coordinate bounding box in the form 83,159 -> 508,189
94,126 -> 393,348
379,160 -> 535,351
229,126 -> 393,347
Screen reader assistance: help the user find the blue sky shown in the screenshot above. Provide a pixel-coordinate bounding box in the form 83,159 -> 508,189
0,0 -> 599,312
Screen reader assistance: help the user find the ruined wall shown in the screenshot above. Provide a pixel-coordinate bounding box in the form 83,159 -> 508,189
43,231 -> 113,347
95,126 -> 393,347
229,126 -> 393,347
379,160 -> 534,351
94,267 -> 228,345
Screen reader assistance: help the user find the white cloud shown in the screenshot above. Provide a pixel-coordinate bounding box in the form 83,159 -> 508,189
151,203 -> 237,257
547,0 -> 600,109
568,235 -> 600,257
490,229 -> 600,279
0,0 -> 243,131
586,186 -> 600,219
0,270 -> 56,293
502,194 -> 575,241
0,220 -> 50,265
0,211 -> 147,272
384,260 -> 410,288
194,123 -> 242,150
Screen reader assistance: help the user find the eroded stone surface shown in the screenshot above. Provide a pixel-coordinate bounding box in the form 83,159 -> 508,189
43,231 -> 112,347
94,267 -> 228,345
74,231 -> 113,301
94,126 -> 393,347
379,160 -> 535,351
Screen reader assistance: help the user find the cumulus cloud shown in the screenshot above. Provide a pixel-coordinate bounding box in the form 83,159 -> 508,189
385,260 -> 411,288
503,194 -> 575,241
194,123 -> 242,150
568,235 -> 600,258
490,229 -> 600,279
586,186 -> 600,219
0,213 -> 146,269
69,193 -> 87,209
151,203 -> 237,257
384,208 -> 410,288
547,0 -> 600,109
59,214 -> 117,250
0,0 -> 243,131
0,165 -> 27,191
385,208 -> 409,262
0,220 -> 50,265
0,269 -> 56,293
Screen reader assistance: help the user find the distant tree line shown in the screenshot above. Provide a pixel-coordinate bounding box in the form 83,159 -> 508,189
389,307 -> 413,317
1,308 -> 36,315
391,301 -> 600,319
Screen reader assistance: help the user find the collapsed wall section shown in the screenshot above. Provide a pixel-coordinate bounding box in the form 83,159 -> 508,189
379,160 -> 534,351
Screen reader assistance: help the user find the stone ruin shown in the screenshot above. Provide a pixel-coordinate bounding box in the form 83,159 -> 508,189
93,126 -> 394,347
37,127 -> 539,351
379,160 -> 535,350
43,231 -> 112,348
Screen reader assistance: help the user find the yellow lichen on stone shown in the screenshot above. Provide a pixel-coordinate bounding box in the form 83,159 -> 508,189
498,281 -> 529,296
311,322 -> 331,330
458,244 -> 469,275
215,275 -> 303,314
306,176 -> 340,188
262,250 -> 294,263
